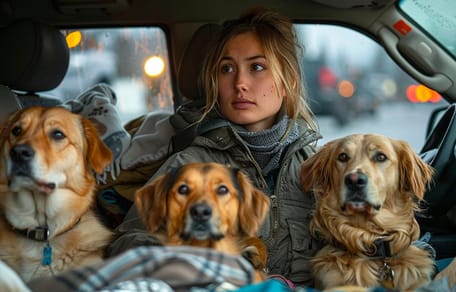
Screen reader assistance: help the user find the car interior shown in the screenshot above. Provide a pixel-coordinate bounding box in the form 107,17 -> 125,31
0,0 -> 455,275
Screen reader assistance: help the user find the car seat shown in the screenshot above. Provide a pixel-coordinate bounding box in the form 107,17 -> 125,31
177,23 -> 222,102
0,19 -> 69,121
171,23 -> 224,152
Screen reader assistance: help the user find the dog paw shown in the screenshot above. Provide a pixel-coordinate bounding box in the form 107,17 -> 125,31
240,237 -> 267,271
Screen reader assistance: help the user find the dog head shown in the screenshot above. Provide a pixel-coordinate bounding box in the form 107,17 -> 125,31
303,134 -> 437,292
136,162 -> 270,245
301,134 -> 434,251
0,106 -> 112,229
301,133 -> 433,216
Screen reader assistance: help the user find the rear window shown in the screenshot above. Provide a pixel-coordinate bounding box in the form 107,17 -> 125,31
48,27 -> 173,122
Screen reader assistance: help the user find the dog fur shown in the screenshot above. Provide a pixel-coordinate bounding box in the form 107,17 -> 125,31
135,162 -> 270,282
0,106 -> 113,283
301,133 -> 435,290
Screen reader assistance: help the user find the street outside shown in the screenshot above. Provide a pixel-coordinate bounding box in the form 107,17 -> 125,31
316,102 -> 444,152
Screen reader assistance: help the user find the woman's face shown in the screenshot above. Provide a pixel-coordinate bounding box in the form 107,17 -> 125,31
217,32 -> 285,132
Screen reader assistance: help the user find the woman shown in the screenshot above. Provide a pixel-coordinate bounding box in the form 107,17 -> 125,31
108,8 -> 322,287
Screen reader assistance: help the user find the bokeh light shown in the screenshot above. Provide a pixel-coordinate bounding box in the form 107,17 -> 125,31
144,56 -> 165,77
66,31 -> 82,49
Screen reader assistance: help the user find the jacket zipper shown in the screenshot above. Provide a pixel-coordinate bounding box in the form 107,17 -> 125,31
266,194 -> 279,245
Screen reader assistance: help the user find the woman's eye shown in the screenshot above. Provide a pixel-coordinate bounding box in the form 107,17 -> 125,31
220,64 -> 234,74
50,130 -> 66,140
11,125 -> 22,136
251,63 -> 265,72
177,184 -> 190,195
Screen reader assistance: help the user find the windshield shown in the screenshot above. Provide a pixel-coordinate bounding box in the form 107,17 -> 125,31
399,0 -> 456,59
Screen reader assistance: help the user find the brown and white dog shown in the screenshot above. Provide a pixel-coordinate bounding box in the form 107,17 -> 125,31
301,134 -> 435,290
135,162 -> 270,282
0,106 -> 113,284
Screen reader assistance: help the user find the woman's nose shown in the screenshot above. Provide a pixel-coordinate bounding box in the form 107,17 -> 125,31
235,70 -> 248,92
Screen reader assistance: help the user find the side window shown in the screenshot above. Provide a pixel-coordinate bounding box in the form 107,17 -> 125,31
49,27 -> 173,122
295,24 -> 445,151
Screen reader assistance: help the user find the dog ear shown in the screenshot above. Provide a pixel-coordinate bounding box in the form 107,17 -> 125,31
236,170 -> 270,236
0,110 -> 20,185
300,141 -> 335,196
81,117 -> 113,175
135,173 -> 170,233
395,140 -> 434,200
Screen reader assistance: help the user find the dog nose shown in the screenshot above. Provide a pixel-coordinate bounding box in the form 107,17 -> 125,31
190,203 -> 212,222
344,172 -> 368,191
10,144 -> 35,163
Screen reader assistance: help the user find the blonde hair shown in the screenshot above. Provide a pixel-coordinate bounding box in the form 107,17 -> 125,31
200,8 -> 317,131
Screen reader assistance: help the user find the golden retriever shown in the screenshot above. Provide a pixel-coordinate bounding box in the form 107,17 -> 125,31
135,162 -> 270,282
0,106 -> 113,283
300,133 -> 435,290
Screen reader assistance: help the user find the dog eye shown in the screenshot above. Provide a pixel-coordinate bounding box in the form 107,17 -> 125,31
337,152 -> 350,162
216,185 -> 229,195
177,184 -> 190,195
11,125 -> 22,136
50,130 -> 66,140
374,152 -> 387,162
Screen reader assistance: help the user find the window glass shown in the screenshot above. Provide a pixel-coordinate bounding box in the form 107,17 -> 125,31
295,24 -> 445,151
48,27 -> 173,122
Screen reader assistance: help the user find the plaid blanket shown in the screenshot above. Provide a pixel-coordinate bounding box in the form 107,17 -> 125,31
23,245 -> 454,292
27,246 -> 256,291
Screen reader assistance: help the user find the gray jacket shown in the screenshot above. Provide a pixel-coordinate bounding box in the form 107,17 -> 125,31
108,101 -> 322,287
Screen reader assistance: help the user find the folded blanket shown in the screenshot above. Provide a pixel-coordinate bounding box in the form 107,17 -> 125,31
27,246 -> 257,291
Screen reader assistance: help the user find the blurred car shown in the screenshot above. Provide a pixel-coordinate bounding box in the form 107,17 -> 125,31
304,57 -> 354,126
0,0 -> 455,288
303,56 -> 382,126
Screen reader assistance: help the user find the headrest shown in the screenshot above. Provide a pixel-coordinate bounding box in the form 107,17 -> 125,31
0,19 -> 69,92
178,23 -> 221,100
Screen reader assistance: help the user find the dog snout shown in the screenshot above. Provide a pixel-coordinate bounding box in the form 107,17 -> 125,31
344,172 -> 368,192
10,144 -> 35,163
190,203 -> 212,222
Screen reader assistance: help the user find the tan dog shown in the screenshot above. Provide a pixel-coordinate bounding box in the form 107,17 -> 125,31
0,106 -> 113,283
301,134 -> 435,290
135,162 -> 270,282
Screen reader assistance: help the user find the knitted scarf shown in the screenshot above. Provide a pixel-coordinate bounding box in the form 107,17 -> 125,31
235,115 -> 299,177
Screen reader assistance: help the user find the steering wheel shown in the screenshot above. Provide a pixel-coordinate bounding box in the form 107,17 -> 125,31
419,104 -> 456,217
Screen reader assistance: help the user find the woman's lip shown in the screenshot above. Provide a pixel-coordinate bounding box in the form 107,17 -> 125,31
232,100 -> 255,109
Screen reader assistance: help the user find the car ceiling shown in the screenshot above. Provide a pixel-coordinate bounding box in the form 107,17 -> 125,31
0,0 -> 394,28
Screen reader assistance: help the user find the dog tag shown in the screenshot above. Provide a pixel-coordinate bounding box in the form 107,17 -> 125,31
379,261 -> 394,289
42,243 -> 52,266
